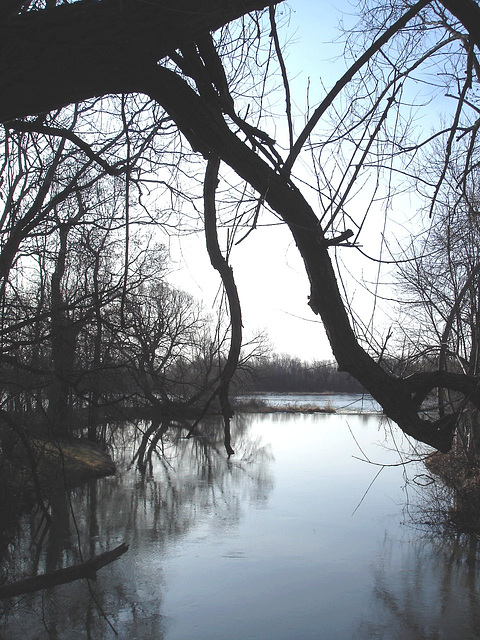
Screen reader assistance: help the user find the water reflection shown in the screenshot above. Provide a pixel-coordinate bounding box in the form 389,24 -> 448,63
356,532 -> 480,639
1,415 -> 273,639
2,408 -> 480,639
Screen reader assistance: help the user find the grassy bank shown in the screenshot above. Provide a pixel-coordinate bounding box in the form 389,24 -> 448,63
232,396 -> 336,414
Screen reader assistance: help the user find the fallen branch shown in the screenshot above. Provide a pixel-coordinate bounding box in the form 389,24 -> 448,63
0,542 -> 129,599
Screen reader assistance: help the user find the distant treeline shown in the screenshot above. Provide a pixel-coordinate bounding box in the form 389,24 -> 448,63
237,354 -> 365,394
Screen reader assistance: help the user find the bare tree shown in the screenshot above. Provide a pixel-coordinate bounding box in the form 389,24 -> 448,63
3,1 -> 480,452
396,156 -> 480,454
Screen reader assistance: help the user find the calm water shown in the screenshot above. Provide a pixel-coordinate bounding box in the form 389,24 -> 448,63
2,399 -> 480,639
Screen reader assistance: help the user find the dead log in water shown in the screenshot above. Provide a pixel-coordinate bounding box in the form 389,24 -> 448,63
0,542 -> 128,599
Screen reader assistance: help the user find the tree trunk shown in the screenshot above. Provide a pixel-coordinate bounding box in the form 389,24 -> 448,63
0,0 -> 281,122
48,225 -> 77,436
87,251 -> 103,442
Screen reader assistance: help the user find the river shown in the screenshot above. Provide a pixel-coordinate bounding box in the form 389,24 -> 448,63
1,395 -> 480,639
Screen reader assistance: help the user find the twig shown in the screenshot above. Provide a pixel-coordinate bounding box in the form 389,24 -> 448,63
283,0 -> 430,175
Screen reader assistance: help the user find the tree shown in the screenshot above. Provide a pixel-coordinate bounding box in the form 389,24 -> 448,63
119,280 -> 212,407
130,2 -> 478,452
2,0 -> 480,452
236,355 -> 364,394
396,160 -> 480,456
0,0 -> 278,121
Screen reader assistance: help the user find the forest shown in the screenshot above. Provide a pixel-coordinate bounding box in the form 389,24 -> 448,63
236,356 -> 365,394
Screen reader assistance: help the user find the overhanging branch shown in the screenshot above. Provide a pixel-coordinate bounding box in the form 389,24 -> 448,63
0,0 -> 283,122
143,64 -> 459,452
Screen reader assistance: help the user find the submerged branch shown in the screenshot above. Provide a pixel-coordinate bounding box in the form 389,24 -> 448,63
0,543 -> 129,599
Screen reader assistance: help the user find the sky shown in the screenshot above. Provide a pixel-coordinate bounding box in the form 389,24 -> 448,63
168,0 -> 381,363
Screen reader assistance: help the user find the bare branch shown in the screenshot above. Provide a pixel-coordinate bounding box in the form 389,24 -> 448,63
269,5 -> 293,150
283,0 -> 430,175
4,120 -> 125,176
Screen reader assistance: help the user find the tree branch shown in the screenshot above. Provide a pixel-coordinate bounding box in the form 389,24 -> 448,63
283,0 -> 430,175
0,543 -> 129,599
204,156 -> 242,458
269,5 -> 293,150
440,0 -> 480,51
4,120 -> 125,177
0,0 -> 283,122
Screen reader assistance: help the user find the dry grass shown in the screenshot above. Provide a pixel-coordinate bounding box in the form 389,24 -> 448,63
232,397 -> 336,414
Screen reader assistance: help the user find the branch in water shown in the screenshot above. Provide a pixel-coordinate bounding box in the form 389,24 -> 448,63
0,543 -> 129,599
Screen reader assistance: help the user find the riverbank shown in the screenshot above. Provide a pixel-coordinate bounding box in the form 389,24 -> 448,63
0,438 -> 115,550
232,396 -> 336,413
231,391 -> 380,414
10,437 -> 115,488
427,449 -> 480,533
35,438 -> 116,485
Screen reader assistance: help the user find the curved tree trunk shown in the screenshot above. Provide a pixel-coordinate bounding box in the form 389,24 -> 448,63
142,64 -> 458,452
204,156 -> 242,458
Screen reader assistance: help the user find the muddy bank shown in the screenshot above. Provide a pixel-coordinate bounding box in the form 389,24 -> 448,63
33,438 -> 116,486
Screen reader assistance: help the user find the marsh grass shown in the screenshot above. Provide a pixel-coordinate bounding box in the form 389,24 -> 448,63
232,397 -> 336,414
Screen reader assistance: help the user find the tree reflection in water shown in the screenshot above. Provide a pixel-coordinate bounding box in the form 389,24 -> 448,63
0,415 -> 274,639
356,477 -> 480,640
5,411 -> 480,639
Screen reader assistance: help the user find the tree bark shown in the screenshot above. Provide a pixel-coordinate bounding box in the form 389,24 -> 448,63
0,0 -> 281,122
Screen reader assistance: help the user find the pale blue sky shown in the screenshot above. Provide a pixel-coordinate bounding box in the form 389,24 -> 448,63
167,1 -> 360,362
168,0 -> 409,362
